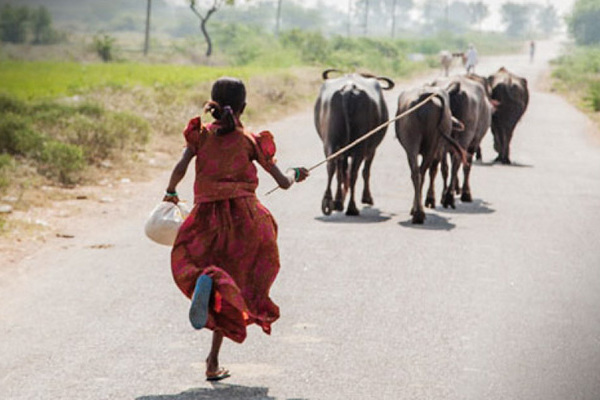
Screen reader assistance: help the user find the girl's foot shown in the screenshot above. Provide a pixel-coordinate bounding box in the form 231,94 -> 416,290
189,275 -> 212,329
206,367 -> 230,381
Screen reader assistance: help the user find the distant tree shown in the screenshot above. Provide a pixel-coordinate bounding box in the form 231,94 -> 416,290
189,0 -> 235,57
501,2 -> 533,38
468,1 -> 488,31
567,0 -> 600,45
536,3 -> 560,36
31,6 -> 59,44
0,5 -> 29,44
448,1 -> 470,28
421,0 -> 445,27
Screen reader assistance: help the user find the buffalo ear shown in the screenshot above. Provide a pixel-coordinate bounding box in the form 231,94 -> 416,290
377,77 -> 395,90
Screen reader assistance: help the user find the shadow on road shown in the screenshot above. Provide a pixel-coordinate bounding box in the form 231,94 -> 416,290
435,199 -> 496,215
399,213 -> 456,231
474,159 -> 534,168
136,382 -> 307,400
314,206 -> 395,224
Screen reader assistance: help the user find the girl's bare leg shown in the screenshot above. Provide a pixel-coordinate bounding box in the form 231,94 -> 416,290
206,330 -> 224,375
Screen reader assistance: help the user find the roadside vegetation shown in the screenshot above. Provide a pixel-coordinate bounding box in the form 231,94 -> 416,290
551,0 -> 600,127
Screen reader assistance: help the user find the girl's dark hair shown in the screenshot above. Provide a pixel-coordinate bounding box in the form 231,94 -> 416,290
203,77 -> 246,135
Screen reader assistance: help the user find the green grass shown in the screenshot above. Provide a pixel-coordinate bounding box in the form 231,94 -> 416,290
0,60 -> 269,100
552,46 -> 600,112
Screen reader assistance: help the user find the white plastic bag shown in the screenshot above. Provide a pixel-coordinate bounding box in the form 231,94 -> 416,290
144,201 -> 191,246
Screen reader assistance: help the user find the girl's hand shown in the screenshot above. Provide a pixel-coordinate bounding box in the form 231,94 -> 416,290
163,192 -> 179,204
293,167 -> 310,182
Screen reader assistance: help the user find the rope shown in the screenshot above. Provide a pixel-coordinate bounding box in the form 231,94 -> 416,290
265,92 -> 437,196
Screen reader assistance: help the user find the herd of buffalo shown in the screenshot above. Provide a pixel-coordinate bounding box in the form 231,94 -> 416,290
313,66 -> 529,224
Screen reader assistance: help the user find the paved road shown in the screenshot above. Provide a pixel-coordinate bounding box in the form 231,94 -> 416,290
1,40 -> 600,400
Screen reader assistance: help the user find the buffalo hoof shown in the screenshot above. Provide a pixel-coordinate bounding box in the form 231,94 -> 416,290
461,192 -> 472,202
346,204 -> 360,216
362,193 -> 374,205
333,200 -> 344,212
501,158 -> 511,165
425,196 -> 435,209
321,198 -> 333,216
411,210 -> 425,224
441,193 -> 455,209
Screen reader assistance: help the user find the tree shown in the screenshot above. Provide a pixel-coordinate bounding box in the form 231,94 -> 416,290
567,0 -> 600,45
501,2 -> 533,38
275,0 -> 282,36
468,1 -> 488,31
144,0 -> 151,55
0,5 -> 29,44
189,0 -> 234,57
537,3 -> 559,36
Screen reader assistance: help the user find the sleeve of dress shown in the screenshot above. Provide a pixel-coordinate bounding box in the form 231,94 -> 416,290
183,117 -> 202,151
253,130 -> 277,170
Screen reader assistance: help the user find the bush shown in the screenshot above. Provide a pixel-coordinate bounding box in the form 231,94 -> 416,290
94,34 -> 116,62
39,141 -> 84,184
0,113 -> 45,157
588,80 -> 600,111
0,153 -> 13,190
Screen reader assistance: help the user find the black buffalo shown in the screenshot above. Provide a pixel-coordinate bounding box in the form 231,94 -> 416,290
432,74 -> 494,208
395,85 -> 467,223
488,67 -> 529,164
314,69 -> 394,216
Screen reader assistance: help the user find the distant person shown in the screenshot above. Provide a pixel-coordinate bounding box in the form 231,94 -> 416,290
529,40 -> 535,63
465,43 -> 478,74
162,77 -> 309,381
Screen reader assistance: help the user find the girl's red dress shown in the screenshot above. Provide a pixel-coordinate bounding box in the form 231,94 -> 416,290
171,116 -> 280,344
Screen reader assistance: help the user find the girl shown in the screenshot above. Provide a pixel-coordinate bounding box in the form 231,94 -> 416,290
163,77 -> 309,381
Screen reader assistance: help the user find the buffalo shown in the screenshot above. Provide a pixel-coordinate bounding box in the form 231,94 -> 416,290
487,67 -> 529,164
395,85 -> 467,223
314,69 -> 394,216
432,74 -> 495,208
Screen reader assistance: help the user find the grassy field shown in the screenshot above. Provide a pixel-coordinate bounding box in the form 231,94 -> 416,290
0,60 -> 269,100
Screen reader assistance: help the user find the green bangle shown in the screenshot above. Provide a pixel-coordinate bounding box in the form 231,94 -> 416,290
165,191 -> 178,197
294,168 -> 300,182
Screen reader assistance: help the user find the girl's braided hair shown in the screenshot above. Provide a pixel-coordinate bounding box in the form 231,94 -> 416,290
203,77 -> 246,135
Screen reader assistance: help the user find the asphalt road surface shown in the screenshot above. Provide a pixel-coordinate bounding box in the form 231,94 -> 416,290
1,39 -> 600,400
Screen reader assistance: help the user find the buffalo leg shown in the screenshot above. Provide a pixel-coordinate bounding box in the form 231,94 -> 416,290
346,155 -> 362,216
461,153 -> 474,202
425,159 -> 438,209
408,155 -> 425,224
333,157 -> 346,211
361,152 -> 374,205
442,154 -> 459,209
321,159 -> 336,215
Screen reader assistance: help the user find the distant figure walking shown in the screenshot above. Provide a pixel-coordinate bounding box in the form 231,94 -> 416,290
529,40 -> 535,63
465,43 -> 478,74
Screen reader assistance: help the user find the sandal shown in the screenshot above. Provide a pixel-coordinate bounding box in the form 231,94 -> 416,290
206,367 -> 231,382
189,275 -> 212,329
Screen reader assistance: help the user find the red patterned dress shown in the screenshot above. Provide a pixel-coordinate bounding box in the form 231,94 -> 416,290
171,117 -> 280,344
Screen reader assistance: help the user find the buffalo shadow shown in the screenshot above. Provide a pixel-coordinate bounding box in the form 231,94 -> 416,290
474,159 -> 534,168
435,198 -> 495,215
315,206 -> 395,224
136,382 -> 308,400
398,212 -> 456,231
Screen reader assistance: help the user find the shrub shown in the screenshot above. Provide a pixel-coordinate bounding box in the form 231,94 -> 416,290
0,153 -> 13,190
588,80 -> 600,111
94,34 -> 116,62
0,114 -> 45,157
39,140 -> 84,184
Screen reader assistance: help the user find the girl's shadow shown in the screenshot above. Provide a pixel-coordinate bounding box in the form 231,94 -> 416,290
136,382 -> 307,400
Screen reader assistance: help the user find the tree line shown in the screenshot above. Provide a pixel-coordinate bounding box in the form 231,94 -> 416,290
0,4 -> 64,45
